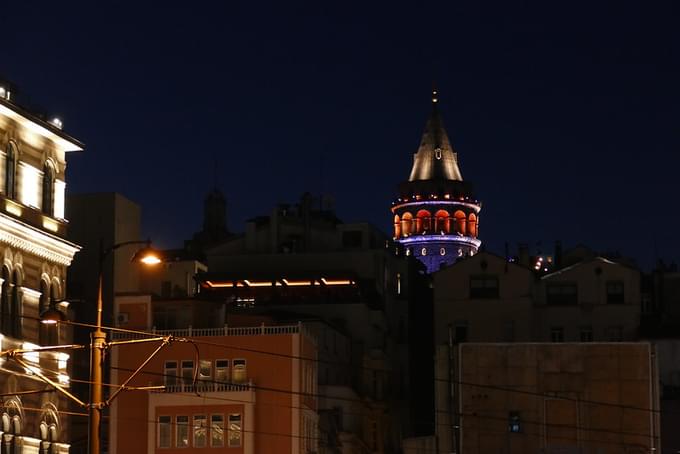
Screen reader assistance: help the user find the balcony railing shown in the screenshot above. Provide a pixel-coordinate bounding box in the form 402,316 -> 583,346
112,322 -> 316,344
151,380 -> 253,394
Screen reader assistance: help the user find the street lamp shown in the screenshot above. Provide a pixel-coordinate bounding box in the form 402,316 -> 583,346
41,239 -> 163,454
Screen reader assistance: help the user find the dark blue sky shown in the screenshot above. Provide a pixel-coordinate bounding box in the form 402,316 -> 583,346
1,1 -> 678,268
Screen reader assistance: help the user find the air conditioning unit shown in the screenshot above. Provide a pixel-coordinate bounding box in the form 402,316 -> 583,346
117,312 -> 129,325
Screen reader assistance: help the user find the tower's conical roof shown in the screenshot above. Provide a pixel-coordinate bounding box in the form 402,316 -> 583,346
408,90 -> 463,182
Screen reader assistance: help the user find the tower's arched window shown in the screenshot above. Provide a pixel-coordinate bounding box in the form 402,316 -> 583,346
468,213 -> 478,238
401,212 -> 413,237
0,266 -> 10,335
10,269 -> 21,338
42,162 -> 55,216
5,142 -> 16,199
416,210 -> 432,233
434,210 -> 450,233
454,211 -> 466,235
393,215 -> 401,239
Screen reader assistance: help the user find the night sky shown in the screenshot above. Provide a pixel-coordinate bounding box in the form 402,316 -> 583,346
1,2 -> 678,269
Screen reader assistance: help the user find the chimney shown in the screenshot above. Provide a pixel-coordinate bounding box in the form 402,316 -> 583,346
518,243 -> 530,267
555,240 -> 563,269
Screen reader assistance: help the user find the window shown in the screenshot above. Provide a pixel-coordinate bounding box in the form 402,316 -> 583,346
606,281 -> 624,304
228,414 -> 242,447
502,320 -> 515,342
550,327 -> 564,342
435,147 -> 442,160
211,414 -> 224,447
193,415 -> 207,448
0,266 -> 9,335
215,359 -> 229,384
440,247 -> 446,256
421,247 -> 427,256
469,276 -> 499,299
181,360 -> 194,389
199,360 -> 212,383
580,326 -> 593,342
546,283 -> 577,305
606,326 -> 623,342
232,359 -> 247,384
5,142 -> 16,198
164,361 -> 178,387
158,416 -> 171,448
176,416 -> 189,448
396,273 -> 401,295
454,321 -> 468,343
508,411 -> 521,433
42,162 -> 55,216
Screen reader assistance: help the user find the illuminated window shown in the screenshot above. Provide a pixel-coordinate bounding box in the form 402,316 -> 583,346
215,359 -> 229,385
53,180 -> 66,219
211,414 -> 224,447
232,359 -> 247,384
421,248 -> 427,256
19,162 -> 40,208
176,415 -> 189,447
228,414 -> 242,447
193,415 -> 207,448
42,162 -> 55,216
4,142 -> 16,198
158,416 -> 171,448
435,147 -> 442,160
199,360 -> 212,384
440,247 -> 446,256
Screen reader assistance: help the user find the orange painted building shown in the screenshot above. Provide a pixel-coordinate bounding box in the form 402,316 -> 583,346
110,294 -> 318,454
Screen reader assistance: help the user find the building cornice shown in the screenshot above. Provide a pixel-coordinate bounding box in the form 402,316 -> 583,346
0,212 -> 80,266
397,234 -> 482,249
391,199 -> 481,213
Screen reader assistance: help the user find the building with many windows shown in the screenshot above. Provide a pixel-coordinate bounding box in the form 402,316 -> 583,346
110,294 -> 318,454
0,82 -> 82,452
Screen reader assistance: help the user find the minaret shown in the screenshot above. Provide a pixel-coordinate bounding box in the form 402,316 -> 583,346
391,89 -> 482,272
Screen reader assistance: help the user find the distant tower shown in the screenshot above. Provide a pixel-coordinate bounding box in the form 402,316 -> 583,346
391,89 -> 482,272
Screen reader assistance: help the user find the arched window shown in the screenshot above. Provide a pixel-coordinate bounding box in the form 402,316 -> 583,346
39,405 -> 60,454
5,142 -> 16,199
468,213 -> 478,238
454,211 -> 466,235
40,279 -> 57,345
393,215 -> 401,239
0,266 -> 10,335
416,210 -> 432,233
10,269 -> 21,337
401,212 -> 413,237
434,210 -> 450,233
42,162 -> 55,216
1,398 -> 23,454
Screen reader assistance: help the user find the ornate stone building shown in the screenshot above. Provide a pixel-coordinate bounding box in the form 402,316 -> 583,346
0,84 -> 81,453
391,90 -> 481,272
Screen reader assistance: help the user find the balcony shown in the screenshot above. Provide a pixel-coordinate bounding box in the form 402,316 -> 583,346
153,380 -> 253,393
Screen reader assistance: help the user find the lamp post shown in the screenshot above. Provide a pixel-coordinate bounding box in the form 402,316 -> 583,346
89,240 -> 161,454
38,240 -> 162,454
